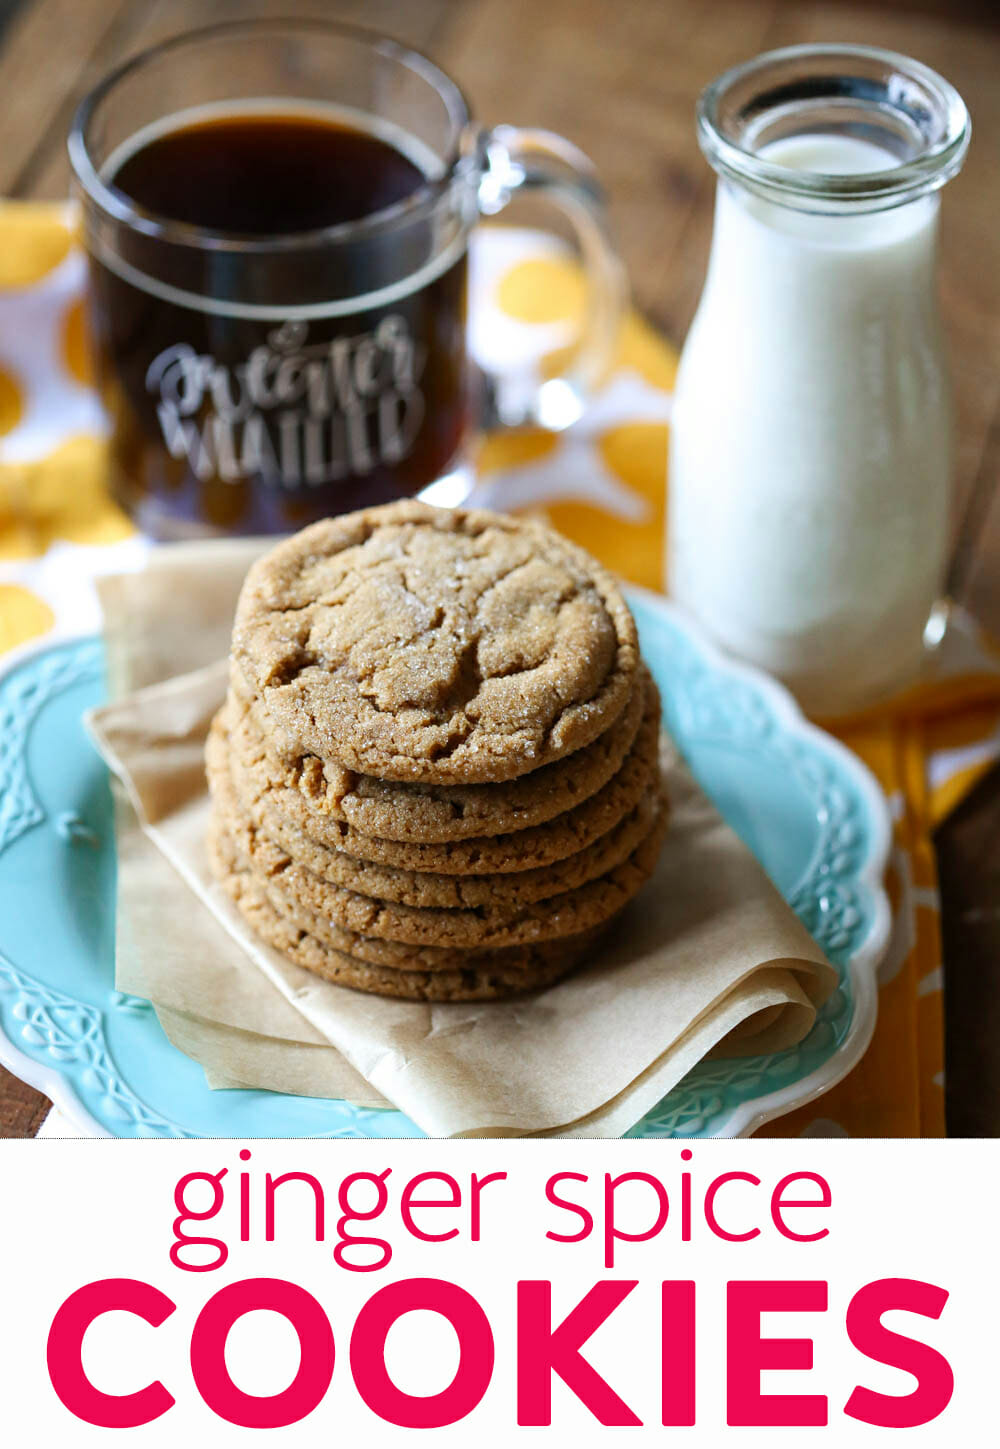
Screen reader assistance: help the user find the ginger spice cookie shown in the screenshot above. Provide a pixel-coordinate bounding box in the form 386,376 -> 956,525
207,717 -> 663,908
224,671 -> 660,875
208,820 -> 609,1001
229,663 -> 652,845
230,500 -> 639,785
209,744 -> 669,951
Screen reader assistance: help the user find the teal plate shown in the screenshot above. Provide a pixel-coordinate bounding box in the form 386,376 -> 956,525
0,590 -> 890,1137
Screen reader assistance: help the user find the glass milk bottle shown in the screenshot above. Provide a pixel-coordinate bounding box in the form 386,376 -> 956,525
668,46 -> 970,716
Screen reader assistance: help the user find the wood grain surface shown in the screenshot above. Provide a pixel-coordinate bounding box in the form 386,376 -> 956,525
1,0 -> 998,1135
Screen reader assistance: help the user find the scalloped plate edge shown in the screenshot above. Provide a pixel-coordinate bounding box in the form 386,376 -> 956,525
0,1030 -> 110,1137
0,630 -> 110,1136
624,585 -> 891,1138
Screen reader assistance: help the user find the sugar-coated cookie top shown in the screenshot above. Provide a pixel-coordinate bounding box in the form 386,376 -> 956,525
231,500 -> 638,785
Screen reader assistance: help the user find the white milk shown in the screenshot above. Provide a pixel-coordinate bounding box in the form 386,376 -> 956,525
668,133 -> 952,715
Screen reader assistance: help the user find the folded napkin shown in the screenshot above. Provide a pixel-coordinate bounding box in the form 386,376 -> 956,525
86,544 -> 835,1136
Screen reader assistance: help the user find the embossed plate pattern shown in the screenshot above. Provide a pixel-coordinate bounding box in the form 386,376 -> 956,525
0,591 -> 890,1137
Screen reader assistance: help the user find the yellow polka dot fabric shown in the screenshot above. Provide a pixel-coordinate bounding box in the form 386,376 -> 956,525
0,201 -> 143,647
0,581 -> 54,652
2,205 -> 997,1136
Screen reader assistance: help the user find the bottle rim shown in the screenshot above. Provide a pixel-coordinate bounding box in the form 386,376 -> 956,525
697,43 -> 970,214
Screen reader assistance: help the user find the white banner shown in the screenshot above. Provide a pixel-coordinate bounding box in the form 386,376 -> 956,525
0,1140 -> 993,1443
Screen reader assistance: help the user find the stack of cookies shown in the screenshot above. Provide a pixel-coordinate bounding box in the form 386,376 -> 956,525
206,501 -> 669,1001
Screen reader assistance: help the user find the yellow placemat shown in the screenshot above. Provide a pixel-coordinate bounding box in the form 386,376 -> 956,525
3,201 -> 997,1136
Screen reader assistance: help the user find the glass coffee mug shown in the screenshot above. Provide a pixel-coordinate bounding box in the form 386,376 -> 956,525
68,18 -> 624,538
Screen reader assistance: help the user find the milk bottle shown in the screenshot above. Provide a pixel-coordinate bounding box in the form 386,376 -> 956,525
668,46 -> 970,715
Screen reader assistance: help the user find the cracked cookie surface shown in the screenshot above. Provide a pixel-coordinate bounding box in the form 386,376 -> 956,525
226,669 -> 657,870
230,500 -> 638,785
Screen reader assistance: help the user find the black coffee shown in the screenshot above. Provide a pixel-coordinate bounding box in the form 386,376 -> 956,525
87,108 -> 470,536
110,110 -> 426,234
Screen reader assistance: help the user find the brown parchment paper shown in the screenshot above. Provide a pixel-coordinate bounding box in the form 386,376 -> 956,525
100,557 -> 391,1108
86,542 -> 837,1137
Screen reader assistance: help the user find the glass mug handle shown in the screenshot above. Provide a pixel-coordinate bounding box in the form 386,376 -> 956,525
474,123 -> 627,431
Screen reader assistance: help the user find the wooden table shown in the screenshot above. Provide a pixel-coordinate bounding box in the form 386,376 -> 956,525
1,0 -> 998,1136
